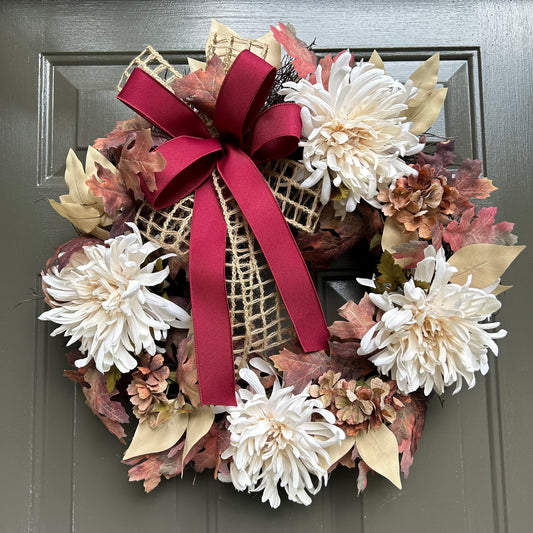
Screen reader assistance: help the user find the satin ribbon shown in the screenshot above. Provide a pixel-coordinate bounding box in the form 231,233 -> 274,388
118,50 -> 329,406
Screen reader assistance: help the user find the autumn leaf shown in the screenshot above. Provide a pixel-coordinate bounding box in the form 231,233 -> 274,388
82,368 -> 129,443
176,336 -> 201,407
44,236 -> 101,274
416,140 -> 456,178
63,369 -> 89,388
271,345 -> 373,394
443,206 -> 516,252
356,459 -> 372,494
117,129 -> 166,199
391,240 -> 429,270
297,203 -> 383,270
172,55 -> 225,117
108,201 -> 138,238
388,392 -> 428,477
189,425 -> 220,473
125,454 -> 165,493
329,294 -> 376,340
93,115 -> 153,152
308,53 -> 333,88
449,158 -> 497,203
86,163 -> 134,219
270,22 -> 317,78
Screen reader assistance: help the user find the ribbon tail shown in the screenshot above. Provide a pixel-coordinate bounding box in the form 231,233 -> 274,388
190,179 -> 236,406
218,145 -> 330,354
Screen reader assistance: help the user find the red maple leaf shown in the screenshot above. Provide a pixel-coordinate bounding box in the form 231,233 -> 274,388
271,22 -> 317,78
172,55 -> 225,118
86,163 -> 134,219
117,128 -> 166,199
443,206 -> 516,251
44,236 -> 101,273
126,454 -> 165,493
108,201 -> 138,238
329,294 -> 376,340
309,54 -> 333,89
309,52 -> 352,89
391,240 -> 429,269
176,337 -> 201,407
271,343 -> 374,394
82,368 -> 129,443
93,115 -> 153,152
449,159 -> 497,203
416,140 -> 456,179
388,393 -> 428,477
297,203 -> 383,270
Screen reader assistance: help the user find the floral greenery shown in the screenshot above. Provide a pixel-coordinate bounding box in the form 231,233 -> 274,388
39,21 -> 523,508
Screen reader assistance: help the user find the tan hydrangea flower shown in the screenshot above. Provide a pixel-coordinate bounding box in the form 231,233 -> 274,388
334,380 -> 375,426
378,164 -> 461,238
309,370 -> 341,408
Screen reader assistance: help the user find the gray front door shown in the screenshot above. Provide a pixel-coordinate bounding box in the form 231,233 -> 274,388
2,2 -> 531,532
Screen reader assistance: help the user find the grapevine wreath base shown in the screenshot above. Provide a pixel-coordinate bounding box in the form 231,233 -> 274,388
39,20 -> 524,508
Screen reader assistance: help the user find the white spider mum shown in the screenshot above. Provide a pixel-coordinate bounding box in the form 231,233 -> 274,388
40,224 -> 190,373
280,51 -> 423,213
358,246 -> 506,395
220,359 -> 345,508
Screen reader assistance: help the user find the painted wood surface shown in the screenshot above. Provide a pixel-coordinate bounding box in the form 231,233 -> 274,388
1,1 -> 531,531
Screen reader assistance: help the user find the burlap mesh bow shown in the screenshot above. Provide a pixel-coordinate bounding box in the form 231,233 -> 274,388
118,36 -> 324,362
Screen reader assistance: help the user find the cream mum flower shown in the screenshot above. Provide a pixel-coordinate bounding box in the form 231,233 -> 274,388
281,51 -> 423,213
358,246 -> 506,395
220,359 -> 345,508
39,224 -> 190,373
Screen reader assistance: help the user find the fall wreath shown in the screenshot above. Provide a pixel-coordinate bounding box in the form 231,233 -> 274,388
39,21 -> 524,508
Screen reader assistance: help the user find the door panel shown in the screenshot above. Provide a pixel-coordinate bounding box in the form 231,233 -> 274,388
1,1 -> 531,532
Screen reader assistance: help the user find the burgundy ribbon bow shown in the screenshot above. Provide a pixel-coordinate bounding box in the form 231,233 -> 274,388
118,50 -> 329,406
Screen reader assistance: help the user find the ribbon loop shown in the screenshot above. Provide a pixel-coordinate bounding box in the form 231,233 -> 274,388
117,50 -> 329,406
245,104 -> 302,162
214,50 -> 276,143
118,67 -> 209,139
143,137 -> 221,209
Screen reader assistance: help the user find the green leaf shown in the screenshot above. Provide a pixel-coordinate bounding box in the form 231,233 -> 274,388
355,424 -> 402,489
376,251 -> 407,292
105,365 -> 121,394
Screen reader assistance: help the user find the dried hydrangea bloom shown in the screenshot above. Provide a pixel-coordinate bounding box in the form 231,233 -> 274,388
359,246 -> 506,395
281,51 -> 422,214
40,224 -> 190,373
378,164 -> 461,238
308,370 -> 341,407
221,359 -> 345,508
310,373 -> 398,431
334,380 -> 375,425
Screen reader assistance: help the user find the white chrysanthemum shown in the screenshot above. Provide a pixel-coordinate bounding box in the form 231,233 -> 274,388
281,51 -> 423,213
358,246 -> 506,395
220,359 -> 345,508
40,224 -> 190,373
